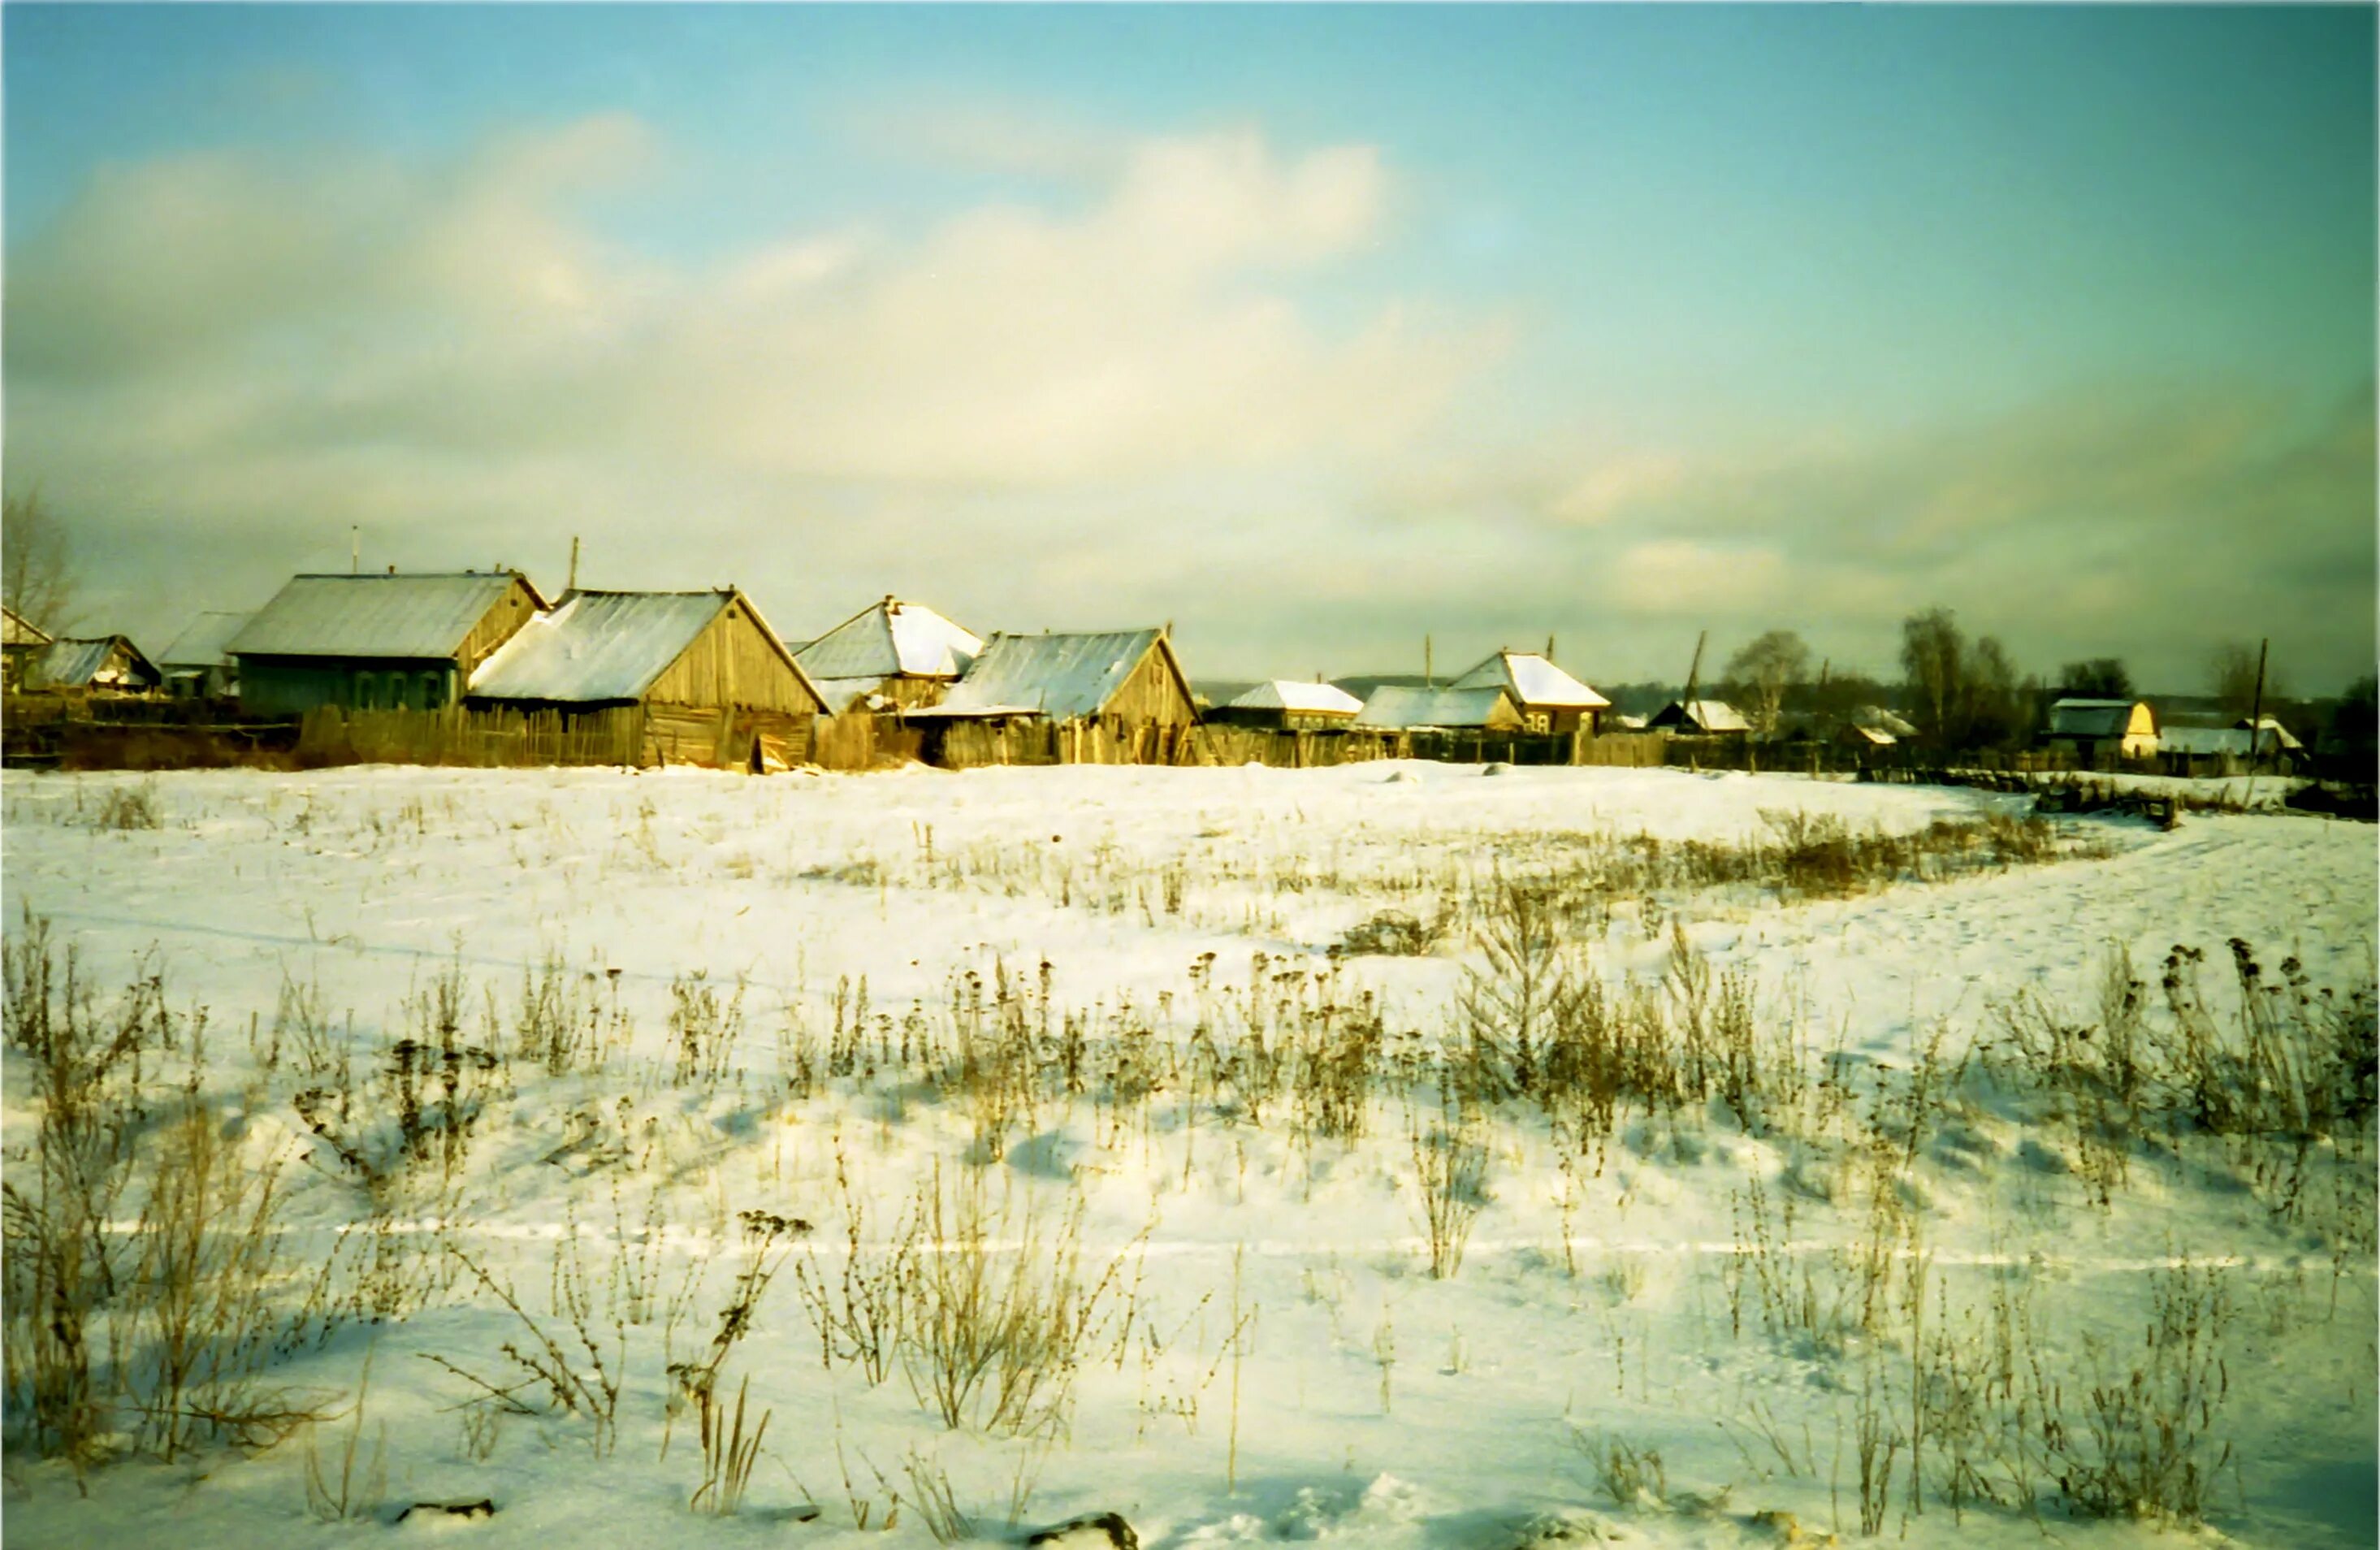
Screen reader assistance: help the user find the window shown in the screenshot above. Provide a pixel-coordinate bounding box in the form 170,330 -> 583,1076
353,672 -> 378,709
420,673 -> 445,710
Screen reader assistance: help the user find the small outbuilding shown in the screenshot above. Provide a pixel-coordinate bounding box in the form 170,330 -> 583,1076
1351,684 -> 1525,732
26,635 -> 163,695
3,607 -> 52,692
1647,699 -> 1752,735
2157,720 -> 2303,776
1449,651 -> 1611,734
2044,698 -> 2158,762
232,571 -> 545,717
793,596 -> 983,713
158,611 -> 252,699
1210,679 -> 1365,731
466,589 -> 825,770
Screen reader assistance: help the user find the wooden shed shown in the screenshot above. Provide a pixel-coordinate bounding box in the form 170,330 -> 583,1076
3,606 -> 52,692
158,611 -> 252,699
2043,698 -> 2158,762
913,627 -> 1197,763
231,571 -> 544,717
466,589 -> 824,770
1350,684 -> 1525,732
1450,650 -> 1612,734
1647,699 -> 1752,736
25,634 -> 162,695
792,596 -> 982,713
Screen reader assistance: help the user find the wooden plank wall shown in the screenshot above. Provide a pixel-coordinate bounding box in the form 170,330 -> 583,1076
456,579 -> 544,675
646,601 -> 822,717
297,705 -> 643,767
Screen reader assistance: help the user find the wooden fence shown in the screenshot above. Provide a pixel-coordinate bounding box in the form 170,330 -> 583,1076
295,706 -> 644,768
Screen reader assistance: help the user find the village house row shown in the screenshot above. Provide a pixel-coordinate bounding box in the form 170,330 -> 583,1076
0,571 -> 2305,775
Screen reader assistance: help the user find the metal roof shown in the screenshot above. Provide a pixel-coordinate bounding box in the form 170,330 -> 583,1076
2046,699 -> 2150,738
158,610 -> 253,669
1651,699 -> 1751,734
32,636 -> 157,689
1352,685 -> 1517,730
229,573 -> 534,660
936,629 -> 1175,721
1225,680 -> 1364,715
2161,725 -> 2296,757
467,591 -> 730,703
1451,651 -> 1610,709
794,598 -> 982,682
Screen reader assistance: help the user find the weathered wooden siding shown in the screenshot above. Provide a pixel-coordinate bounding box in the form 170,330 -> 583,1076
1100,640 -> 1196,728
642,704 -> 814,770
646,600 -> 823,717
455,578 -> 543,676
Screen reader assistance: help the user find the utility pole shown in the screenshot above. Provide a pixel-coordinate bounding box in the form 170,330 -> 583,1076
350,526 -> 360,575
567,535 -> 580,594
1424,634 -> 1434,689
1546,632 -> 1556,664
1680,629 -> 1707,728
2244,637 -> 2270,804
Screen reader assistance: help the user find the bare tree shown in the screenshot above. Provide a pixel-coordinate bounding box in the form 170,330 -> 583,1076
1899,608 -> 1962,743
2208,641 -> 2287,720
2,487 -> 78,634
1722,629 -> 1812,737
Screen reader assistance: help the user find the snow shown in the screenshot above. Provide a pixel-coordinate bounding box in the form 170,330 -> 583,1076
1224,681 -> 1363,716
794,600 -> 984,683
1450,652 -> 1610,710
2,763 -> 2372,1549
467,591 -> 732,703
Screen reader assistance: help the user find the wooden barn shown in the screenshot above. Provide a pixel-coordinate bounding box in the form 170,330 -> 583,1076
1647,699 -> 1752,736
158,611 -> 251,699
24,634 -> 162,695
231,571 -> 544,717
1449,650 -> 1612,734
915,628 -> 1197,763
791,596 -> 982,713
3,607 -> 51,692
1209,679 -> 1364,731
1351,684 -> 1525,732
466,589 -> 824,770
2044,698 -> 2158,762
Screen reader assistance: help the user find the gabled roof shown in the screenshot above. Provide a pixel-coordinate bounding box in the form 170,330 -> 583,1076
1651,699 -> 1751,734
2,606 -> 51,648
1852,705 -> 1918,738
158,611 -> 253,669
1226,680 -> 1364,716
467,590 -> 805,704
1451,651 -> 1610,710
2235,716 -> 2302,751
793,597 -> 981,682
230,572 -> 541,660
934,629 -> 1185,721
33,636 -> 158,689
2162,723 -> 2298,758
2046,699 -> 2153,738
1352,685 -> 1517,730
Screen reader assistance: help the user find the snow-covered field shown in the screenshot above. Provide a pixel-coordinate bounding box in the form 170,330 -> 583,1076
2,762 -> 2373,1549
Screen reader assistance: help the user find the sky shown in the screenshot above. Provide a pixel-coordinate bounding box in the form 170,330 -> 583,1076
5,4 -> 2374,691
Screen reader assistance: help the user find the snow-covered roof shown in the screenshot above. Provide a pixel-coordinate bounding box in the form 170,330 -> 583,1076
33,636 -> 157,689
158,611 -> 253,669
2235,716 -> 2303,751
1852,705 -> 1918,738
230,573 -> 537,660
1654,699 -> 1751,734
935,629 -> 1176,721
2160,725 -> 2296,758
1226,680 -> 1364,716
794,598 -> 982,682
1451,651 -> 1610,709
1352,685 -> 1516,730
2,606 -> 50,647
807,676 -> 891,713
469,591 -> 733,703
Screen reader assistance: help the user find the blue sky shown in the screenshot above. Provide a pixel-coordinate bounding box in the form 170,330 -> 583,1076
6,4 -> 2373,689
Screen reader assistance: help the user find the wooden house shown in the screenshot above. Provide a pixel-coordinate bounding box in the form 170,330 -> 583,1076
466,589 -> 824,770
2,607 -> 51,692
915,628 -> 1197,761
1209,679 -> 1364,731
2157,717 -> 2303,777
2044,698 -> 2157,762
1449,650 -> 1611,734
1351,684 -> 1525,732
1647,699 -> 1751,736
231,571 -> 543,717
25,635 -> 162,695
158,611 -> 251,699
792,596 -> 982,713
